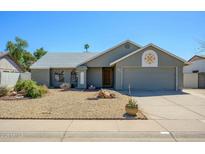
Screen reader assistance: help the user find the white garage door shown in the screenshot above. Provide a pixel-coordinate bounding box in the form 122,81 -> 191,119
123,67 -> 176,90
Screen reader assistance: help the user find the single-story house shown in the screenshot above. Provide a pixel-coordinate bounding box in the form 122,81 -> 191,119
183,55 -> 205,88
30,40 -> 187,91
0,52 -> 22,73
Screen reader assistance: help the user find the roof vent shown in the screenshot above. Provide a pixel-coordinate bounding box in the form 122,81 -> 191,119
124,43 -> 130,49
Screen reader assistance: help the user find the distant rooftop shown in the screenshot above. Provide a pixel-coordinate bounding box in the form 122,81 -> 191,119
0,52 -> 9,58
30,52 -> 98,69
188,54 -> 205,62
198,55 -> 205,58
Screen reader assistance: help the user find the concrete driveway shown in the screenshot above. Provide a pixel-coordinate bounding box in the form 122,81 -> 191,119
128,89 -> 205,141
132,89 -> 205,120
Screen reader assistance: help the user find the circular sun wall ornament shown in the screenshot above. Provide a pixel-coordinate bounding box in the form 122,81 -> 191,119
142,50 -> 158,67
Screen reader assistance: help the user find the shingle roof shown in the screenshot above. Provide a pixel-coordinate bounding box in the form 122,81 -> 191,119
30,40 -> 142,69
30,52 -> 98,69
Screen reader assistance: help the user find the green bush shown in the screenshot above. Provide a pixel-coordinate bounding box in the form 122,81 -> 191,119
15,80 -> 37,92
27,87 -> 41,98
38,85 -> 48,95
14,80 -> 48,98
0,86 -> 9,97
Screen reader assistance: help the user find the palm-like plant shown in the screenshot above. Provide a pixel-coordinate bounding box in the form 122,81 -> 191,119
84,44 -> 90,52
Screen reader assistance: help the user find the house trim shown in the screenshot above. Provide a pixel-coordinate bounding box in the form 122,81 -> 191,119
176,66 -> 178,91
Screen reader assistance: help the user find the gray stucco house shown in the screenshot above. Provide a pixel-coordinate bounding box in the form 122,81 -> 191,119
30,40 -> 187,91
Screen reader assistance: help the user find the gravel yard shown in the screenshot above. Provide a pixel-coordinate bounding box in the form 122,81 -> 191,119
0,89 -> 146,119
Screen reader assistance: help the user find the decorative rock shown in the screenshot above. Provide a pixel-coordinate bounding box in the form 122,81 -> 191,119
110,93 -> 116,98
97,89 -> 116,99
60,83 -> 71,90
15,95 -> 24,99
10,91 -> 17,96
103,91 -> 111,98
88,85 -> 96,90
18,90 -> 26,96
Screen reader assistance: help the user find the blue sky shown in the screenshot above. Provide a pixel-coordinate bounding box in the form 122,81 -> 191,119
0,11 -> 204,60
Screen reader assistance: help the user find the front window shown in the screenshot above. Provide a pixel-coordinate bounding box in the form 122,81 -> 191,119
192,70 -> 199,73
54,71 -> 64,82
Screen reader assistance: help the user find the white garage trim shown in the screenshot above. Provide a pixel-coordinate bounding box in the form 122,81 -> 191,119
120,67 -> 123,90
121,66 -> 177,91
176,67 -> 178,91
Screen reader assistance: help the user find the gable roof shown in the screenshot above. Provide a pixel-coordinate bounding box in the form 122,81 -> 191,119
30,40 -> 188,69
110,43 -> 188,66
0,52 -> 23,71
188,55 -> 205,62
77,40 -> 142,66
30,52 -> 98,69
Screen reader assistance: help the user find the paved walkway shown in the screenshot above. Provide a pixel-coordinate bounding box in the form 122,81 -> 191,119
1,119 -> 205,141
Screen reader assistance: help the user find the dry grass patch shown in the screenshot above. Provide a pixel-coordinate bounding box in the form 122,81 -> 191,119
0,89 -> 147,119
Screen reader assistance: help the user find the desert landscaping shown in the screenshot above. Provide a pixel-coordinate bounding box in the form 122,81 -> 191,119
0,89 -> 147,119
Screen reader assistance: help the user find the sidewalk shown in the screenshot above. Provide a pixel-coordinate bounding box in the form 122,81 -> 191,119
1,120 -> 205,141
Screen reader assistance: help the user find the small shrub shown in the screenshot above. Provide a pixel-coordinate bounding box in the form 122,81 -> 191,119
126,97 -> 138,109
0,86 -> 9,97
27,87 -> 41,98
38,85 -> 48,95
14,80 -> 23,92
60,83 -> 71,90
15,80 -> 37,92
14,80 -> 48,98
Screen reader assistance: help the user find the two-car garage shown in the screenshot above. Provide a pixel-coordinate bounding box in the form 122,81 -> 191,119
112,44 -> 185,91
122,67 -> 176,91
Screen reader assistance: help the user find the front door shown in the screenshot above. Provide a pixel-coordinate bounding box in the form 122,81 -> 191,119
102,67 -> 113,88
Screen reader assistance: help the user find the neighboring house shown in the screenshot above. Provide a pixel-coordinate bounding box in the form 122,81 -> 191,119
30,40 -> 187,91
0,52 -> 24,86
0,52 -> 22,73
183,55 -> 205,88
